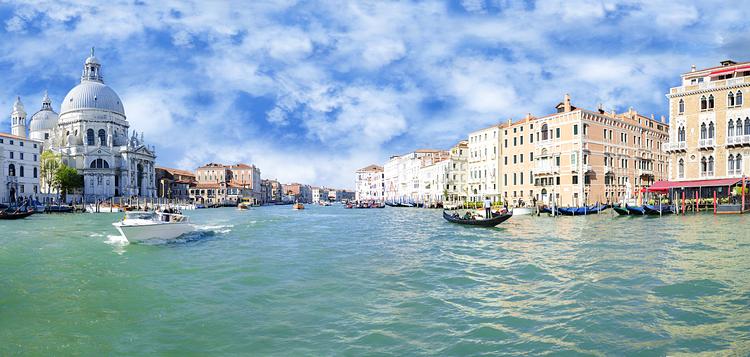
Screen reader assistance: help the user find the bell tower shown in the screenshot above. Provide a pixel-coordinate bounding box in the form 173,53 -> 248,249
11,96 -> 26,138
81,47 -> 103,82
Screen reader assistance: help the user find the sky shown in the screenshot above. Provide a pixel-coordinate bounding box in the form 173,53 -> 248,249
0,0 -> 748,189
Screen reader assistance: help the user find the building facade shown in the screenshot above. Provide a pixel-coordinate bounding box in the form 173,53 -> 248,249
189,163 -> 261,205
354,164 -> 384,201
155,166 -> 196,201
665,60 -> 750,183
383,149 -> 449,203
0,131 -> 42,203
467,125 -> 501,202
282,183 -> 312,203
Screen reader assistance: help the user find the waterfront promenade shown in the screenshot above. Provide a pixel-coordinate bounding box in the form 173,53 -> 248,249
1,205 -> 748,355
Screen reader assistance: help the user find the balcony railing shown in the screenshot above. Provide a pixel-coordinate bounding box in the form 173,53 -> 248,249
535,165 -> 559,174
6,176 -> 17,183
701,171 -> 715,178
727,134 -> 750,146
664,141 -> 687,152
699,138 -> 715,149
637,168 -> 653,176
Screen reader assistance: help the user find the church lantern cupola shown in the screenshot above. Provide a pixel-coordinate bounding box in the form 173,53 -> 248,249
82,47 -> 103,82
11,96 -> 27,138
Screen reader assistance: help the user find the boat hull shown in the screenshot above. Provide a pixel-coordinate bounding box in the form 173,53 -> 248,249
442,211 -> 513,227
512,207 -> 533,215
113,222 -> 195,242
613,206 -> 630,215
644,205 -> 674,216
625,205 -> 646,215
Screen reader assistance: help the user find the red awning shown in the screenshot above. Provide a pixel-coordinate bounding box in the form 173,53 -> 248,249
647,178 -> 744,192
709,64 -> 750,77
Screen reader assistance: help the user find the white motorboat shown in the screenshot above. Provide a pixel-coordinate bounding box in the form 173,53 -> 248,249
112,211 -> 195,243
87,204 -> 122,213
512,207 -> 534,215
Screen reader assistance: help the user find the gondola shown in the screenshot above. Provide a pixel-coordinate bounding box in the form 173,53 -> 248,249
442,211 -> 512,227
612,204 -> 630,215
0,209 -> 34,220
538,206 -> 553,214
625,204 -> 646,215
644,204 -> 674,215
384,202 -> 398,207
556,203 -> 608,216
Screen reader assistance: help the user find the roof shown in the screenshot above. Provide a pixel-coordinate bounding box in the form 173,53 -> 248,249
61,80 -> 125,117
647,178 -> 743,192
357,164 -> 383,172
156,166 -> 195,177
683,60 -> 750,77
0,132 -> 42,142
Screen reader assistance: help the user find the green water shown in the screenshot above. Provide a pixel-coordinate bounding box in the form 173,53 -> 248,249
1,206 -> 749,355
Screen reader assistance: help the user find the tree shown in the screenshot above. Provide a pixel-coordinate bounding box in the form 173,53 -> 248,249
54,165 -> 84,202
39,150 -> 61,195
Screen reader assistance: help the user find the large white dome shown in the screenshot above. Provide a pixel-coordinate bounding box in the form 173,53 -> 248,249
60,81 -> 125,117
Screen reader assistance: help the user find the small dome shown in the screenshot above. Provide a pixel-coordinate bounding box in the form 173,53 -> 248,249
60,81 -> 125,117
85,55 -> 99,65
29,109 -> 59,131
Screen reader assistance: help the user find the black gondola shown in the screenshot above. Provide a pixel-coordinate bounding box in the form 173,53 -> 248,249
612,204 -> 630,215
442,211 -> 512,227
0,209 -> 34,220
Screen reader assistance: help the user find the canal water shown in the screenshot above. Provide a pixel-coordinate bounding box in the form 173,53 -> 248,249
1,205 -> 749,355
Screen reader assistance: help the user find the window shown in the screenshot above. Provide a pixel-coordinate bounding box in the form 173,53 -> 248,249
729,154 -> 735,174
678,126 -> 686,141
729,120 -> 735,137
8,164 -> 15,176
678,159 -> 685,178
737,119 -> 743,136
679,99 -> 685,114
556,128 -> 561,138
86,129 -> 95,145
701,123 -> 707,139
708,94 -> 715,110
98,129 -> 106,145
708,156 -> 714,174
20,153 -> 24,160
573,124 -> 578,135
530,152 -> 534,161
729,92 -> 735,107
700,95 -> 707,110
572,175 -> 578,184
737,154 -> 743,174
19,142 -> 23,147
33,154 -> 37,161
745,118 -> 750,135
583,124 -> 588,136
9,152 -> 13,159
737,91 -> 744,106
541,124 -> 549,140
513,137 -> 517,146
556,176 -> 560,185
708,122 -> 715,139
20,166 -> 24,177
90,158 -> 110,169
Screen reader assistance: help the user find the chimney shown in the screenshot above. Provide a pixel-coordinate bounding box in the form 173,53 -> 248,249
627,107 -> 634,117
661,115 -> 666,123
507,118 -> 512,127
650,114 -> 655,120
564,93 -> 571,112
597,103 -> 605,114
525,112 -> 531,121
691,64 -> 696,72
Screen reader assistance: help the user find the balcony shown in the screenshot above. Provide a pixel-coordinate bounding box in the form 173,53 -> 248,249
698,138 -> 715,150
637,168 -> 654,177
727,134 -> 750,147
535,164 -> 559,175
701,171 -> 715,178
6,175 -> 17,183
604,165 -> 614,174
664,141 -> 687,152
571,164 -> 592,173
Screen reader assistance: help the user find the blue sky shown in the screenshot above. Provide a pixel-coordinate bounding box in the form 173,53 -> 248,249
0,1 -> 748,188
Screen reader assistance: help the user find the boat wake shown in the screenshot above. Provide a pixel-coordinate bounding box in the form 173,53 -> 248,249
195,224 -> 233,234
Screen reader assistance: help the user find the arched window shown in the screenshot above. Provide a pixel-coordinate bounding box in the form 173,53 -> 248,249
729,154 -> 735,173
745,118 -> 750,135
737,91 -> 744,106
708,95 -> 715,109
701,157 -> 707,174
700,95 -> 707,110
708,122 -> 715,138
737,119 -> 743,136
678,99 -> 685,114
678,158 -> 685,178
729,120 -> 735,137
737,154 -> 743,174
700,123 -> 707,139
708,156 -> 714,174
86,129 -> 95,145
8,164 -> 15,176
679,126 -> 686,141
98,129 -> 106,145
541,124 -> 549,140
89,158 -> 110,169
728,92 -> 735,107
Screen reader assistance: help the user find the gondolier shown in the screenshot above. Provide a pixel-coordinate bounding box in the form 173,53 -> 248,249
483,197 -> 492,218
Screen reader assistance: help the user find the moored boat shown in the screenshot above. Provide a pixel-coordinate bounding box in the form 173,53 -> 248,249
512,207 -> 533,215
625,204 -> 647,215
112,211 -> 194,242
612,205 -> 630,216
644,204 -> 674,215
442,210 -> 512,227
0,208 -> 34,220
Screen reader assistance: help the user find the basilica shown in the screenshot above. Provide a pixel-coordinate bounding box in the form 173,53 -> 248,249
13,49 -> 156,200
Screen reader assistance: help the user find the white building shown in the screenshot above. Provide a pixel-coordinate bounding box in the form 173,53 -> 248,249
468,125 -> 501,202
354,164 -> 384,201
1,98 -> 43,203
446,140 -> 469,203
382,149 -> 449,203
23,49 -> 157,202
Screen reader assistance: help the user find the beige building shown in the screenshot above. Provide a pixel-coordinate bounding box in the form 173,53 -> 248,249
383,149 -> 449,203
665,60 -> 750,184
446,140 -> 469,203
189,163 -> 262,205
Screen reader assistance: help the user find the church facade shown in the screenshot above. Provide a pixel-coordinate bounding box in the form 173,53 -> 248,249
15,49 -> 157,201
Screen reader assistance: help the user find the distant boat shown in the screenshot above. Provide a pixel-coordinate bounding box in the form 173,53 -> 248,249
442,210 -> 512,227
293,202 -> 305,210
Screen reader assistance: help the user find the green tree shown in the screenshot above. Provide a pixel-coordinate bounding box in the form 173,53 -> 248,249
39,150 -> 61,195
54,165 -> 84,202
